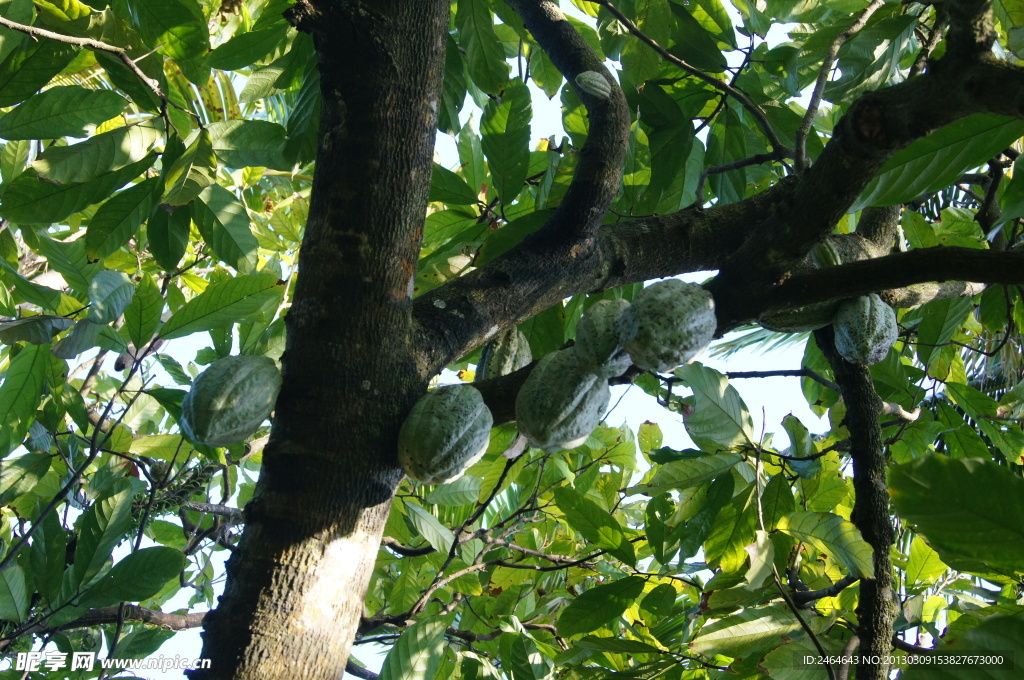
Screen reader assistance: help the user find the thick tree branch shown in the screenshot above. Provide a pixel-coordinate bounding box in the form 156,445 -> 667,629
815,327 -> 897,680
506,0 -> 630,242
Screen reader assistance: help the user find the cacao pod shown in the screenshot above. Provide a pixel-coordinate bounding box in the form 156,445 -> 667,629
479,328 -> 532,381
180,356 -> 282,447
619,280 -> 716,372
515,349 -> 610,452
832,294 -> 898,366
398,384 -> 493,484
575,298 -> 633,378
575,71 -> 612,99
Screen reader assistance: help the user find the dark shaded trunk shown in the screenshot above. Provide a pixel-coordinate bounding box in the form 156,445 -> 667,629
193,3 -> 448,678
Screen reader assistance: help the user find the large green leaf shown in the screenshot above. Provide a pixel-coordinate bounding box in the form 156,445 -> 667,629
0,565 -> 28,622
0,86 -> 126,140
378,616 -> 450,680
481,77 -> 532,206
455,0 -> 509,95
207,26 -> 288,71
72,478 -> 139,587
122,274 -> 163,350
32,121 -> 163,184
162,130 -> 217,206
193,184 -> 260,273
207,120 -> 290,170
556,576 -> 646,637
0,37 -> 77,108
0,343 -> 47,457
889,456 -> 1024,574
776,511 -> 875,578
132,0 -> 210,68
87,270 -> 134,324
85,177 -> 160,259
0,154 -> 156,225
78,547 -> 187,608
0,316 -> 74,345
159,271 -> 283,340
676,362 -> 755,452
553,486 -> 636,566
689,605 -> 804,659
625,450 -> 742,496
851,115 -> 1024,212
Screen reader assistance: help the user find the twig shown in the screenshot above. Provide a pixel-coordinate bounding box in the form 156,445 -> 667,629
794,0 -> 887,170
592,0 -> 789,156
727,368 -> 840,394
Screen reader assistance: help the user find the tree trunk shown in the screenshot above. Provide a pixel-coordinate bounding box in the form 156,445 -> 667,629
193,2 -> 448,678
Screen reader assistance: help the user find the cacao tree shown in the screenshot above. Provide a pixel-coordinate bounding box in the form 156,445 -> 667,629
1,1 -> 1024,679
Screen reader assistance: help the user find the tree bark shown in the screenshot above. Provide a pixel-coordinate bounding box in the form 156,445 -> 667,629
193,2 -> 448,678
816,328 -> 898,680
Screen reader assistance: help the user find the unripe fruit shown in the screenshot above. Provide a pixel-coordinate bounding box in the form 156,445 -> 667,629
180,356 -> 281,447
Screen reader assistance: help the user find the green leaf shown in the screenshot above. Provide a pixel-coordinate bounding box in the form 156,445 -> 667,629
889,456 -> 1024,574
123,274 -> 163,351
553,486 -> 635,566
193,184 -> 260,273
147,204 -> 191,271
0,316 -> 74,345
676,362 -> 755,451
402,501 -> 454,554
625,451 -> 743,496
481,78 -> 531,206
776,511 -> 875,578
0,343 -> 47,457
0,154 -> 156,225
574,636 -> 662,654
85,178 -> 160,259
0,37 -> 77,108
688,604 -> 804,658
429,163 -> 479,205
32,121 -> 163,184
87,270 -> 134,324
78,547 -> 187,607
456,0 -> 509,95
907,535 -> 948,586
134,0 -> 210,67
425,475 -> 482,506
0,86 -> 126,140
162,130 -> 217,206
73,478 -> 139,587
0,452 -> 49,503
378,616 -> 450,680
207,120 -> 290,171
851,115 -> 1024,212
0,566 -> 28,622
207,26 -> 288,71
158,271 -> 283,340
556,576 -> 645,637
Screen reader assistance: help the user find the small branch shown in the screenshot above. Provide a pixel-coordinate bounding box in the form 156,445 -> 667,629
727,368 -> 840,394
792,575 -> 859,608
345,660 -> 379,680
0,16 -> 165,103
880,402 -> 920,422
794,0 -> 887,170
182,501 -> 245,520
381,536 -> 435,557
696,152 -> 790,203
594,0 -> 789,155
837,635 -> 861,680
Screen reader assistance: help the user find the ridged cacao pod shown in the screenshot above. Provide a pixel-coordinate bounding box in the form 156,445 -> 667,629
479,328 -> 532,381
575,298 -> 633,378
398,384 -> 493,484
575,71 -> 612,99
180,356 -> 282,447
515,349 -> 610,452
832,294 -> 898,366
619,280 -> 716,372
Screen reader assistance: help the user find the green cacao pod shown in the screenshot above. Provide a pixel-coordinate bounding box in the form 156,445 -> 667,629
515,349 -> 610,452
618,280 -> 716,372
575,71 -> 612,99
398,384 -> 493,484
575,298 -> 632,378
832,294 -> 898,366
479,328 -> 532,381
180,356 -> 282,447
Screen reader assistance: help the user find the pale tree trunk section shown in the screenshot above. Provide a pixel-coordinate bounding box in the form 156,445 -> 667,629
193,2 -> 449,678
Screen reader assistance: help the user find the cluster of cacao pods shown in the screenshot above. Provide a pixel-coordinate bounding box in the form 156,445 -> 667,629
398,280 -> 719,483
